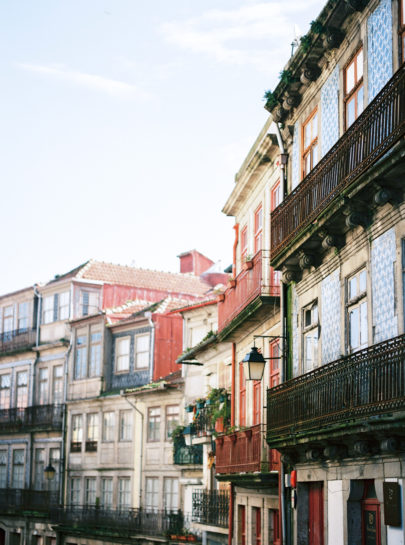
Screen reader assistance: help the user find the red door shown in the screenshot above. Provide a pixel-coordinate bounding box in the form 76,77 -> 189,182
362,502 -> 381,545
309,482 -> 324,545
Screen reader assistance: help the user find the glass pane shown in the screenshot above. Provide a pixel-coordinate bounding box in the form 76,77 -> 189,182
357,85 -> 364,117
346,61 -> 355,93
312,144 -> 318,168
360,301 -> 368,347
349,276 -> 357,299
359,270 -> 367,293
350,307 -> 359,350
312,113 -> 318,137
304,123 -> 311,149
357,49 -> 363,80
347,96 -> 355,127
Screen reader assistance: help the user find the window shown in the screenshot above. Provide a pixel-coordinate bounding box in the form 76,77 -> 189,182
80,290 -> 100,317
70,478 -> 81,505
271,180 -> 282,211
145,477 -> 159,511
85,477 -> 96,506
165,405 -> 179,440
269,340 -> 281,388
270,267 -> 281,295
34,448 -> 45,490
119,411 -> 132,441
303,303 -> 319,373
101,478 -> 113,508
59,292 -> 70,320
254,205 -> 263,253
253,380 -> 261,425
18,302 -> 29,331
118,478 -> 131,510
71,415 -> 83,451
135,334 -> 150,369
43,296 -> 54,324
164,478 -> 179,511
115,337 -> 130,372
16,371 -> 28,408
52,365 -> 63,404
0,374 -> 11,409
238,505 -> 246,545
103,412 -> 115,442
240,226 -> 248,262
3,305 -> 13,336
239,363 -> 246,427
347,268 -> 368,352
302,109 -> 318,178
268,509 -> 281,545
345,47 -> 364,128
86,413 -> 99,451
89,329 -> 102,376
0,450 -> 7,487
11,449 -> 24,488
252,507 -> 261,545
147,407 -> 160,442
38,368 -> 49,405
49,448 -> 60,492
74,331 -> 87,379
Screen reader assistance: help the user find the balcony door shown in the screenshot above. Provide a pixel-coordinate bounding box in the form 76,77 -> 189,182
308,482 -> 324,545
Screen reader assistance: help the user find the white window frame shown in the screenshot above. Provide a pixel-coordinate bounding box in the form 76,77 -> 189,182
347,268 -> 368,353
115,337 -> 131,373
119,411 -> 132,442
102,412 -> 115,442
302,302 -> 319,373
135,333 -> 150,369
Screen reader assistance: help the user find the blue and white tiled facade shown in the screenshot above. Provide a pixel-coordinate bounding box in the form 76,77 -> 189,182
367,0 -> 393,101
371,228 -> 398,343
321,269 -> 341,364
291,122 -> 300,190
292,285 -> 299,377
321,65 -> 340,157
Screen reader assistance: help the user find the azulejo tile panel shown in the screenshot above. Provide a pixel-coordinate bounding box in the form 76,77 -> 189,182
368,0 -> 393,102
321,269 -> 341,364
371,228 -> 397,343
321,65 -> 339,157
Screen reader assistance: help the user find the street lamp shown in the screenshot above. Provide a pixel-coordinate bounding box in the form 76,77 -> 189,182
44,463 -> 56,481
242,346 -> 266,381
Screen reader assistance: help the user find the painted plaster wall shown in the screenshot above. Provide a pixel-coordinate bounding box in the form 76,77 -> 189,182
371,228 -> 398,343
368,0 -> 393,101
327,480 -> 345,545
321,65 -> 340,157
321,269 -> 341,364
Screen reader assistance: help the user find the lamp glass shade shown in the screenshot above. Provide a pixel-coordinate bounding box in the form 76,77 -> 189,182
184,432 -> 192,446
44,464 -> 56,481
242,346 -> 266,380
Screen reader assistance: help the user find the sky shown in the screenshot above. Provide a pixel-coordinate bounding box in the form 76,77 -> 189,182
0,0 -> 325,294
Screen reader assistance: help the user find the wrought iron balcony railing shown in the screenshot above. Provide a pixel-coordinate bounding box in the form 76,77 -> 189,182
174,445 -> 203,465
192,490 -> 229,528
0,489 -> 59,514
271,64 -> 405,262
215,424 -> 279,475
0,404 -> 64,433
267,334 -> 405,446
194,407 -> 214,436
51,506 -> 185,536
0,328 -> 36,353
218,250 -> 280,333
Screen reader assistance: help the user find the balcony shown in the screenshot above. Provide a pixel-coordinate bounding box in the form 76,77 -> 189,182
51,507 -> 186,537
271,64 -> 405,269
0,328 -> 36,354
0,404 -> 64,433
215,425 -> 279,488
217,250 -> 280,340
174,444 -> 203,465
0,489 -> 58,516
192,490 -> 229,529
266,334 -> 405,460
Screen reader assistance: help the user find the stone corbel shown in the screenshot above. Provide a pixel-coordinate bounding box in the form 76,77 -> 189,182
281,266 -> 301,284
344,0 -> 369,12
300,64 -> 322,86
323,27 -> 345,50
272,105 -> 288,123
282,92 -> 301,111
318,228 -> 345,251
298,251 -> 316,270
373,180 -> 402,206
342,198 -> 370,229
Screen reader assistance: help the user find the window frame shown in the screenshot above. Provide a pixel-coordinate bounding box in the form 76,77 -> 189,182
301,108 -> 318,179
165,405 -> 179,440
71,414 -> 83,452
302,301 -> 319,373
239,363 -> 246,427
119,410 -> 132,442
240,225 -> 248,263
344,45 -> 364,129
271,180 -> 282,212
115,336 -> 131,373
346,268 -> 368,353
134,333 -> 150,369
254,204 -> 263,254
269,340 -> 281,388
145,477 -> 159,511
102,411 -> 115,442
147,407 -> 161,442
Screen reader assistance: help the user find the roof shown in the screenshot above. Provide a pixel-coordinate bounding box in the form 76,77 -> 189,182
176,332 -> 218,364
77,260 -> 212,296
106,296 -> 193,325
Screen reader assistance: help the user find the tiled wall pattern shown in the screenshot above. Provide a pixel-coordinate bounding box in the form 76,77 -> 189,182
321,65 -> 340,157
292,122 -> 300,190
367,0 -> 393,102
321,269 -> 341,364
371,228 -> 398,343
292,285 -> 299,377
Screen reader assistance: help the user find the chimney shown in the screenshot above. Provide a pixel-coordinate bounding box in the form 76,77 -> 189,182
177,250 -> 214,276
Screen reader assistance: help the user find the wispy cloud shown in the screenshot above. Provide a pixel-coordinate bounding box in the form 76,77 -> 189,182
17,62 -> 150,100
160,1 -> 323,74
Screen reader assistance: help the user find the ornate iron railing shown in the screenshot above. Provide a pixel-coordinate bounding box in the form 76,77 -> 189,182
0,404 -> 64,432
0,328 -> 36,353
194,407 -> 214,436
192,489 -> 229,528
267,334 -> 405,442
218,250 -> 280,332
51,507 -> 185,536
174,445 -> 203,465
0,489 -> 59,513
271,64 -> 405,261
215,424 -> 279,474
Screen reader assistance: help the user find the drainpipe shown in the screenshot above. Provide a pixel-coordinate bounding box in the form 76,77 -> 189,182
232,224 -> 239,278
145,311 -> 155,382
122,393 -> 144,509
227,343 -> 236,545
60,332 -> 73,505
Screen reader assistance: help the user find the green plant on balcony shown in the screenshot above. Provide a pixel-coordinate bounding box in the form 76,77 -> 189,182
170,425 -> 186,447
263,90 -> 278,112
300,34 -> 312,52
207,388 -> 230,434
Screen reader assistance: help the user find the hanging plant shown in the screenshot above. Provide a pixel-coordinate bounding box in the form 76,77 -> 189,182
279,70 -> 297,86
310,20 -> 326,34
263,90 -> 278,111
300,34 -> 312,53
170,425 -> 186,446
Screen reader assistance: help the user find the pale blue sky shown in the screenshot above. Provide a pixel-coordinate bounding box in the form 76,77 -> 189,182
0,0 -> 324,293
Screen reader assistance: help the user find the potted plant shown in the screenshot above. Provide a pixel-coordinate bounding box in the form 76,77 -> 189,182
243,256 -> 253,270
195,398 -> 205,410
217,293 -> 225,302
185,404 -> 195,413
228,278 -> 236,288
